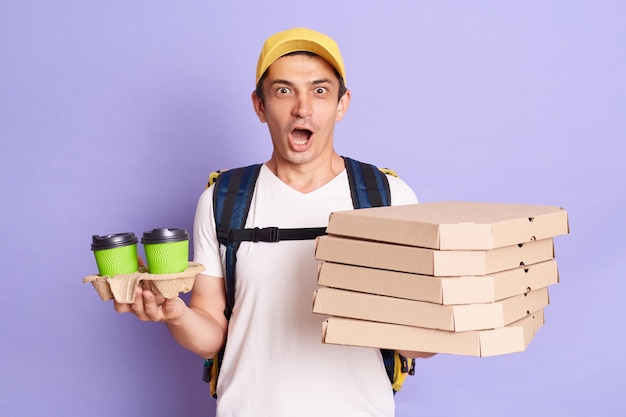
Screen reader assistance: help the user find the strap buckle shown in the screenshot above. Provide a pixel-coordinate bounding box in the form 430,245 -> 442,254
217,228 -> 232,245
251,227 -> 279,242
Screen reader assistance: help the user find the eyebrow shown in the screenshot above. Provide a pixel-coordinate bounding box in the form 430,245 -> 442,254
270,78 -> 335,88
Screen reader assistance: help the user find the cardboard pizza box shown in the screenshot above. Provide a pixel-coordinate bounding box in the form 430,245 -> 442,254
317,259 -> 559,305
322,309 -> 545,357
313,286 -> 549,332
325,201 -> 569,250
315,235 -> 555,276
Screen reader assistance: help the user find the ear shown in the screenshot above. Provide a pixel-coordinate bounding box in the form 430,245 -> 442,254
251,91 -> 267,123
335,89 -> 351,122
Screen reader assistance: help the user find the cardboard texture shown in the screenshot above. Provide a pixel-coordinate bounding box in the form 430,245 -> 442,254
315,235 -> 555,276
313,286 -> 549,332
325,201 -> 569,250
317,259 -> 559,305
83,262 -> 205,303
322,309 -> 545,357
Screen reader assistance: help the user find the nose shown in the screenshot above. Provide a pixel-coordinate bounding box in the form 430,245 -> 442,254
292,93 -> 313,119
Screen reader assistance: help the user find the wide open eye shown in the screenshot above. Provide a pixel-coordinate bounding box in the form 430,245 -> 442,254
277,87 -> 291,95
314,87 -> 327,94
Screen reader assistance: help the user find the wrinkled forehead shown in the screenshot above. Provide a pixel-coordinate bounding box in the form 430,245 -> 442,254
262,52 -> 342,86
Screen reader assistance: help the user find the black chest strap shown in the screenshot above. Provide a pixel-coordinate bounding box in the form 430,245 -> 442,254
213,156 -> 391,246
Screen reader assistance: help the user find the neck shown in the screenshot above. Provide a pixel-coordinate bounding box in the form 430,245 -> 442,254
266,152 -> 345,193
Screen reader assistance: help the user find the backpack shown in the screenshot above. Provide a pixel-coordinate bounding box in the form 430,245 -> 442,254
202,156 -> 415,398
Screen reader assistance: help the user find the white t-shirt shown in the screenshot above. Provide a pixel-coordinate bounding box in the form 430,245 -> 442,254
193,164 -> 418,417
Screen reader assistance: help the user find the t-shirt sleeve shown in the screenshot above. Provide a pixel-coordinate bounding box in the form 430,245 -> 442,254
387,174 -> 419,206
192,185 -> 224,278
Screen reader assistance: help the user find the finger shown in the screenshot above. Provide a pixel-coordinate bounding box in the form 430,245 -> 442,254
152,293 -> 166,306
113,300 -> 131,313
130,287 -> 148,320
142,289 -> 161,321
137,255 -> 146,267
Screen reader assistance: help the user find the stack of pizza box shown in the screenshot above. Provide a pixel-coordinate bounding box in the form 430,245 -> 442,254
313,201 -> 569,357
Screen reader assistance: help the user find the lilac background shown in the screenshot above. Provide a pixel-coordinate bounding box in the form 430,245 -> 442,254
1,1 -> 624,416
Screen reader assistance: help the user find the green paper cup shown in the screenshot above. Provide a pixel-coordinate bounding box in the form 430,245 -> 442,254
142,228 -> 189,274
91,233 -> 139,277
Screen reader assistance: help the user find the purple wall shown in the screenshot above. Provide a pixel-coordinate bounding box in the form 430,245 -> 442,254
2,2 -> 624,416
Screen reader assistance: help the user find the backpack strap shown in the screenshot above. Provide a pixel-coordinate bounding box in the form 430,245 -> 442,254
343,156 -> 391,208
203,164 -> 262,398
212,163 -> 262,319
217,226 -> 327,244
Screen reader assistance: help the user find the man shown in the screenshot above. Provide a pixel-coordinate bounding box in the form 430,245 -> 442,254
116,27 -> 432,416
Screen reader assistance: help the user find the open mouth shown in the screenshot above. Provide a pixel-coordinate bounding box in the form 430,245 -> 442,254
291,128 -> 313,146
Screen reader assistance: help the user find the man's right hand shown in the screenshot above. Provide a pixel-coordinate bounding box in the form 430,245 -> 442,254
112,273 -> 228,359
114,286 -> 186,324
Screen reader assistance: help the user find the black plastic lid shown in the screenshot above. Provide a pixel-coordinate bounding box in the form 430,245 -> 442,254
141,228 -> 189,244
91,232 -> 138,250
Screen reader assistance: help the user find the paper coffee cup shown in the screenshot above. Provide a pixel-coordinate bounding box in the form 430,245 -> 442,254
91,233 -> 139,277
141,228 -> 189,274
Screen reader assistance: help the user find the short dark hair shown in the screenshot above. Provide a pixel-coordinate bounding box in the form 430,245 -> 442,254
254,51 -> 347,103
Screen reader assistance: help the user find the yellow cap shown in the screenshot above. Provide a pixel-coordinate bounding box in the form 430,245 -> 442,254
255,27 -> 346,86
